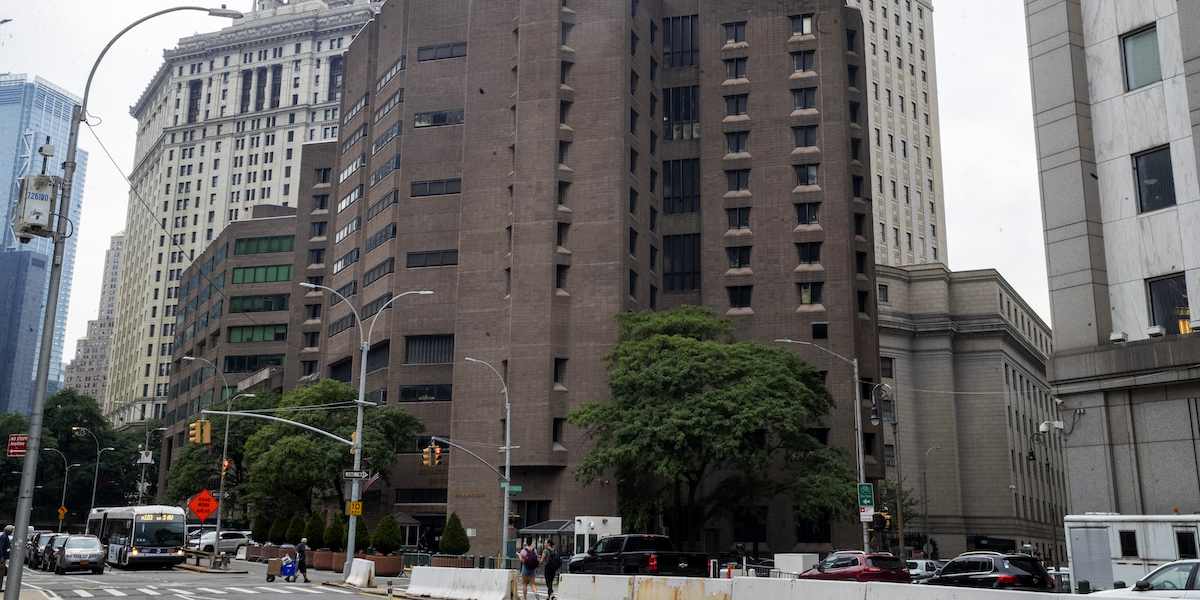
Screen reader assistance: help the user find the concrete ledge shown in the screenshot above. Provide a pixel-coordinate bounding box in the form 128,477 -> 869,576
173,562 -> 249,574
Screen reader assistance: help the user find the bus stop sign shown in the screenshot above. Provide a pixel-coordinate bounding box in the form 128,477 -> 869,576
188,489 -> 218,522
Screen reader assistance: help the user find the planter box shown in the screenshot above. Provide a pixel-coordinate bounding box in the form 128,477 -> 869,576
332,553 -> 346,573
262,547 -> 282,560
312,550 -> 334,571
246,545 -> 263,562
432,556 -> 474,568
367,555 -> 404,577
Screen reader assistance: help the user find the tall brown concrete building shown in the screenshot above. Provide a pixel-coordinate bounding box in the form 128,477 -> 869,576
255,0 -> 883,556
64,231 -> 125,411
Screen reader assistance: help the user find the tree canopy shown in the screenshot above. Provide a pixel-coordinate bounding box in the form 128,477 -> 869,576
568,306 -> 858,541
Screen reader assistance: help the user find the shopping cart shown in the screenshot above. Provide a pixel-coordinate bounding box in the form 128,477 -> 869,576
266,555 -> 297,583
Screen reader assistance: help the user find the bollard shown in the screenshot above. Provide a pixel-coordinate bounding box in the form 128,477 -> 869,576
1077,580 -> 1091,594
727,564 -> 733,579
387,578 -> 394,600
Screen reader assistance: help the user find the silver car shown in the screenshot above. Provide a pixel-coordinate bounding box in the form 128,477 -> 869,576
54,535 -> 105,575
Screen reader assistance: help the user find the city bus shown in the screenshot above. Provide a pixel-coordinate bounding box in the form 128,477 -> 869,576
86,505 -> 187,568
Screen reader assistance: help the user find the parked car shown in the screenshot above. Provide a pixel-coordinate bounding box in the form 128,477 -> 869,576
798,551 -> 910,583
188,531 -> 251,554
25,530 -> 51,565
52,535 -> 104,575
907,558 -> 943,580
920,551 -> 1053,591
1089,560 -> 1200,597
29,533 -> 60,570
43,534 -> 69,572
567,534 -> 710,576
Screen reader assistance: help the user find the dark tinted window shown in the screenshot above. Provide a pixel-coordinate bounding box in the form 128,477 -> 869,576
969,558 -> 994,572
939,559 -> 969,575
869,556 -> 907,570
1120,530 -> 1139,557
1178,531 -> 1198,560
1003,557 -> 1047,577
624,536 -> 675,552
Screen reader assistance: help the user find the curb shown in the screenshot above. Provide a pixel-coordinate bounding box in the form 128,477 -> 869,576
173,563 -> 251,574
322,580 -> 413,598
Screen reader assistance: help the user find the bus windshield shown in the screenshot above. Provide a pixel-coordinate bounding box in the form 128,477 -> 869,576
133,515 -> 185,547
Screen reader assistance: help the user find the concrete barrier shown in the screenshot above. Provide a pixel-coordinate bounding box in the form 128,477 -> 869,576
633,575 -> 733,600
407,566 -> 517,600
558,574 -> 635,600
346,558 -> 375,588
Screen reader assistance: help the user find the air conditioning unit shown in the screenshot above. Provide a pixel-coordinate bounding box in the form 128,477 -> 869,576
1109,331 -> 1128,344
1146,326 -> 1166,338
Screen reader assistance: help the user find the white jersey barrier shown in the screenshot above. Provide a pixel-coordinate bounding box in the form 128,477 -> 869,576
406,566 -> 518,600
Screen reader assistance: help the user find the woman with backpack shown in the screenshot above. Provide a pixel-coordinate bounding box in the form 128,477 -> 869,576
518,538 -> 541,600
541,539 -> 561,600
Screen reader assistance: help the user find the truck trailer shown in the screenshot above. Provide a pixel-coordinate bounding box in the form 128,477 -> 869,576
1065,513 -> 1200,593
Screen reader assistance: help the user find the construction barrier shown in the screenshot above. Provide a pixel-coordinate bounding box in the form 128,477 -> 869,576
407,566 -> 518,600
346,558 -> 376,588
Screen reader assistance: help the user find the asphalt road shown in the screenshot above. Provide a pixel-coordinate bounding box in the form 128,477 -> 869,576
14,559 -> 404,600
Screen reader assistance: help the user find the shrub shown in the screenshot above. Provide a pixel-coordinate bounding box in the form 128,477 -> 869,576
305,512 -> 326,549
354,516 -> 370,551
325,513 -> 346,552
268,512 -> 289,545
440,512 -> 470,555
252,511 -> 270,545
372,515 -> 403,556
287,514 -> 306,545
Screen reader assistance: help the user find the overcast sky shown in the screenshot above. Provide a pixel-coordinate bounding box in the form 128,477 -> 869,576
0,0 -> 1048,361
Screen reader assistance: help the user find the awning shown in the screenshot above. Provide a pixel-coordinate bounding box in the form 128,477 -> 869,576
392,512 -> 422,526
518,520 -> 574,536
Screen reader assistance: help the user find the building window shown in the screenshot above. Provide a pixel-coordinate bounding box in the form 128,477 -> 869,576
1122,27 -> 1161,91
727,285 -> 752,308
417,42 -> 467,61
727,246 -> 751,269
791,14 -> 813,36
1135,146 -> 1176,213
1119,531 -> 1139,558
663,234 -> 701,291
663,159 -> 700,214
411,178 -> 462,197
726,131 -> 748,153
878,284 -> 889,302
881,357 -> 894,378
812,322 -> 829,339
796,202 -> 820,225
798,282 -> 823,305
794,125 -> 817,148
858,291 -> 870,314
794,88 -> 816,110
725,57 -> 747,80
726,94 -> 748,116
884,444 -> 896,467
662,15 -> 700,67
792,51 -> 814,73
413,109 -> 464,128
797,242 -> 821,265
795,164 -> 818,186
406,250 -> 459,268
727,169 -> 750,191
725,22 -> 746,44
663,86 -> 699,140
1148,274 -> 1191,335
405,334 -> 454,364
727,207 -> 750,229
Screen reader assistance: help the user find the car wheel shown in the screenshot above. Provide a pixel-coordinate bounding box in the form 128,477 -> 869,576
92,568 -> 103,575
204,545 -> 214,553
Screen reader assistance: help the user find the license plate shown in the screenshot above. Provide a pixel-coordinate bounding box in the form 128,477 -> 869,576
81,561 -> 89,565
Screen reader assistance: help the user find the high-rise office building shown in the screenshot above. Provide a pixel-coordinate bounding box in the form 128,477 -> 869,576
64,231 -> 124,409
201,0 -> 880,554
0,73 -> 87,414
106,0 -> 378,428
1026,0 -> 1200,527
847,0 -> 945,267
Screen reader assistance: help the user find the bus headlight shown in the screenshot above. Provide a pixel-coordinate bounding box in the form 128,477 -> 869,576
131,548 -> 138,555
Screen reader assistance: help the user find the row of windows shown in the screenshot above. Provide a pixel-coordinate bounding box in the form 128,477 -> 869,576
228,324 -> 287,343
233,235 -> 293,255
230,294 -> 289,313
231,264 -> 292,284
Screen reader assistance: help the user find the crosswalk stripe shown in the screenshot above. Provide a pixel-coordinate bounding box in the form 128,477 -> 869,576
72,592 -> 94,598
285,587 -> 324,594
258,587 -> 292,594
137,590 -> 162,596
320,587 -> 354,594
165,590 -> 194,595
223,588 -> 260,595
102,590 -> 128,597
195,589 -> 228,595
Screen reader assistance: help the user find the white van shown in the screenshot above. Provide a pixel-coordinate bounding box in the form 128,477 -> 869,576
1065,514 -> 1200,593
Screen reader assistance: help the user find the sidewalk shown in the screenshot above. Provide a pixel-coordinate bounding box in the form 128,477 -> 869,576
323,578 -> 411,598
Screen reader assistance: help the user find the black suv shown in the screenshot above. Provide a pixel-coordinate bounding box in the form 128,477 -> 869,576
920,551 -> 1053,591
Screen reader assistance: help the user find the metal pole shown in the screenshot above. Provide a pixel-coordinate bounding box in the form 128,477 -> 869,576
4,9 -> 243,596
892,421 -> 904,556
72,427 -> 101,511
923,446 -> 939,557
464,358 -> 510,563
185,355 -> 229,555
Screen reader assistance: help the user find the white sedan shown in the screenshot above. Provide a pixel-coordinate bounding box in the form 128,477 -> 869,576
1091,560 -> 1200,598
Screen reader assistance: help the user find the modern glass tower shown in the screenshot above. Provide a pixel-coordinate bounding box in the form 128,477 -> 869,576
0,74 -> 87,414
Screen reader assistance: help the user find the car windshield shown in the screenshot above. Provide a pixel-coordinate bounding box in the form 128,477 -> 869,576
65,537 -> 101,549
135,521 -> 186,547
907,561 -> 918,569
870,556 -> 907,570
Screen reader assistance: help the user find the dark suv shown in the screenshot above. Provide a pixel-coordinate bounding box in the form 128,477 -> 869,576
799,551 -> 911,583
920,551 -> 1053,591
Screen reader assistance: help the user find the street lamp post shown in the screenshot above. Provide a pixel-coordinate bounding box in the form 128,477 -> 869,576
923,446 -> 941,557
42,448 -> 81,533
775,338 -> 869,552
463,357 -> 512,561
870,384 -> 905,556
1029,421 -> 1061,568
71,426 -> 115,512
300,283 -> 432,577
139,427 -> 168,506
5,8 -> 244,596
182,355 -> 254,557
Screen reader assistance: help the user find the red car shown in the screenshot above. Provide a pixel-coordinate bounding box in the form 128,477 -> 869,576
799,551 -> 911,583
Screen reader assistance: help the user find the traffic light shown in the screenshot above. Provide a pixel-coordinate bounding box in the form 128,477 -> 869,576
433,446 -> 443,466
422,445 -> 432,466
200,420 -> 211,444
871,512 -> 886,531
350,431 -> 357,455
221,459 -> 230,478
188,421 -> 202,444
883,512 -> 892,532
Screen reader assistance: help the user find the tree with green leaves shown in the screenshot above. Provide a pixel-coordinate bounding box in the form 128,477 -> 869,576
287,514 -> 307,545
440,512 -> 470,555
241,379 -> 424,516
877,477 -> 924,550
568,306 -> 859,546
325,513 -> 346,552
371,515 -> 403,556
304,512 -> 326,549
268,512 -> 289,545
355,515 -> 370,552
252,511 -> 271,545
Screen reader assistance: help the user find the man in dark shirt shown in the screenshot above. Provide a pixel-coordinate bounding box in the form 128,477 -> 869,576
0,524 -> 13,592
295,537 -> 310,583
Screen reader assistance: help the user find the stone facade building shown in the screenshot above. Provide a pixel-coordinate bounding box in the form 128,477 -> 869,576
64,232 -> 124,410
1026,1 -> 1200,517
877,264 -> 1062,560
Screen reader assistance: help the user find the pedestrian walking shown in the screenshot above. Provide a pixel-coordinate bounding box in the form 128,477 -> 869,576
519,538 -> 540,600
295,537 -> 310,583
0,524 -> 13,592
540,539 -> 562,600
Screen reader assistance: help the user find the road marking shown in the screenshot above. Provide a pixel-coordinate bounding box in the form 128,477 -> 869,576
195,588 -> 228,595
137,590 -> 162,596
285,587 -> 324,594
165,589 -> 194,595
223,588 -> 260,594
258,587 -> 292,593
102,590 -> 128,597
320,587 -> 354,594
75,577 -> 107,584
72,591 -> 94,598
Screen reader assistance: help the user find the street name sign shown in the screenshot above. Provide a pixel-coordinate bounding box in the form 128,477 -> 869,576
858,482 -> 875,523
343,470 -> 371,479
